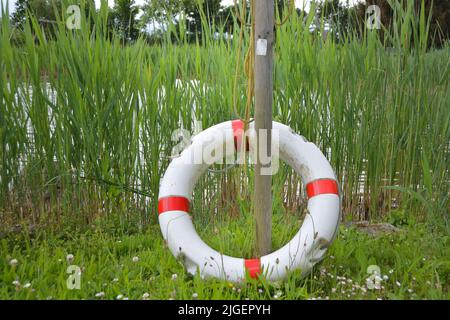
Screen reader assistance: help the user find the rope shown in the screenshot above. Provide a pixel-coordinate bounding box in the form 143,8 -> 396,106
232,0 -> 294,134
208,163 -> 237,174
227,0 -> 293,178
232,0 -> 254,133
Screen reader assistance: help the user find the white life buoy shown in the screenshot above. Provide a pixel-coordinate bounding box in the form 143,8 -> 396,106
158,120 -> 341,282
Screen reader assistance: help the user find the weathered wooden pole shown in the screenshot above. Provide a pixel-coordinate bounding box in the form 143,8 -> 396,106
254,0 -> 274,256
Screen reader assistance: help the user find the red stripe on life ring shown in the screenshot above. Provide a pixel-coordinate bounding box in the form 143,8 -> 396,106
158,196 -> 190,215
306,179 -> 339,198
231,120 -> 249,151
244,259 -> 261,279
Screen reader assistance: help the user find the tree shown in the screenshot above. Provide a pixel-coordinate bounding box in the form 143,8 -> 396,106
11,0 -> 29,29
10,0 -> 59,29
309,0 -> 368,41
141,0 -> 295,43
10,0 -> 98,40
9,0 -> 62,40
141,0 -> 223,42
112,0 -> 140,42
353,0 -> 449,47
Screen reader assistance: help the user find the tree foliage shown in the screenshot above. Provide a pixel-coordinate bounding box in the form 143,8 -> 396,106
353,0 -> 449,47
7,0 -> 449,47
111,0 -> 140,42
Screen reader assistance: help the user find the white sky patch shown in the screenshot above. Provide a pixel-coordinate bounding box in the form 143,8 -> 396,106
1,0 -> 15,16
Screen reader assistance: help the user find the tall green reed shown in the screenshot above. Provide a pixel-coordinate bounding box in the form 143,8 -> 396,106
0,1 -> 448,232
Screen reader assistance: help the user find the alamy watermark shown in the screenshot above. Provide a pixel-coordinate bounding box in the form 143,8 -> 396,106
366,265 -> 382,290
66,265 -> 81,290
66,5 -> 81,30
171,122 -> 280,176
366,5 -> 381,30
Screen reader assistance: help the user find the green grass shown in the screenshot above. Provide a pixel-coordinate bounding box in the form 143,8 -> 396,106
1,212 -> 448,300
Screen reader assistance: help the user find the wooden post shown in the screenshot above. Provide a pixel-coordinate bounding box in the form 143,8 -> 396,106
254,0 -> 274,256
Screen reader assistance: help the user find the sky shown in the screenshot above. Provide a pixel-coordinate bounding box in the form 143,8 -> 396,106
1,0 -> 363,17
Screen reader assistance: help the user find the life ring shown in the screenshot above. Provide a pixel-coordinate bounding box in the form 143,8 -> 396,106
158,120 -> 341,282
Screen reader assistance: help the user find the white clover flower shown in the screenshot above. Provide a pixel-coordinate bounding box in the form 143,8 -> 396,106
143,293 -> 150,300
383,275 -> 389,281
192,293 -> 198,299
23,283 -> 31,289
331,288 -> 337,293
389,269 -> 394,274
116,294 -> 124,300
396,281 -> 401,287
123,297 -> 129,300
66,254 -> 74,263
408,288 -> 413,293
9,259 -> 18,267
12,280 -> 20,287
258,289 -> 263,294
95,292 -> 105,298
132,256 -> 139,263
171,274 -> 178,281
112,278 -> 119,283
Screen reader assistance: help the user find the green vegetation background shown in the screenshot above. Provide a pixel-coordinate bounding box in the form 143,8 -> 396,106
0,0 -> 448,299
